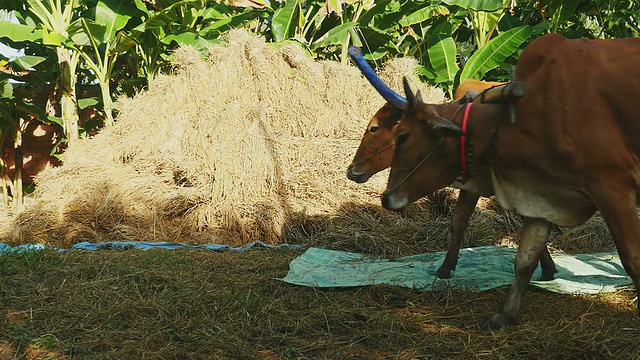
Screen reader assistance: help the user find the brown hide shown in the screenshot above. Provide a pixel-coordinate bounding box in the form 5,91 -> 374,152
495,34 -> 640,225
453,79 -> 504,100
488,34 -> 640,329
383,34 -> 640,329
346,103 -> 402,183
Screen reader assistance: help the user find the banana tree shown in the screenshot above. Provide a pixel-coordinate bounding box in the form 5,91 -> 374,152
0,79 -> 16,206
442,0 -> 513,47
0,53 -> 56,206
123,0 -> 257,92
0,0 -> 82,144
64,0 -> 138,127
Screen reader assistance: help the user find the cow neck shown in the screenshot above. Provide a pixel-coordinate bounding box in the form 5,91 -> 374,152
459,103 -> 473,175
453,102 -> 476,183
454,102 -> 502,183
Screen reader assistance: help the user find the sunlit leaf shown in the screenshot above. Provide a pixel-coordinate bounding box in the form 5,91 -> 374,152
13,55 -> 47,70
202,3 -> 236,19
161,31 -> 199,45
41,29 -> 66,46
311,22 -> 358,49
67,18 -> 107,46
96,0 -> 136,43
229,0 -> 270,9
1,80 -> 13,99
399,5 -> 449,27
0,22 -> 39,42
272,0 -> 299,42
460,25 -> 531,82
45,115 -> 63,127
78,97 -> 99,109
442,0 -> 507,12
426,35 -> 458,83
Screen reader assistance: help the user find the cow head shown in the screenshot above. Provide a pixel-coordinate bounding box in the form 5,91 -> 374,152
346,103 -> 403,183
382,78 -> 465,210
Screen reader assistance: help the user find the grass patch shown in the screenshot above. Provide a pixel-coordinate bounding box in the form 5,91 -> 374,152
0,248 -> 638,359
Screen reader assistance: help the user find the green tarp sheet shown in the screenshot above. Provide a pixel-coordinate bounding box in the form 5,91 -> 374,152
282,246 -> 632,294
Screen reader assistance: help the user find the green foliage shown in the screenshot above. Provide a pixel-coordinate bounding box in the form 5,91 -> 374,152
0,0 -> 635,108
9,325 -> 31,345
426,34 -> 458,86
0,52 -> 62,205
0,247 -> 46,275
443,0 -> 506,12
460,25 -> 531,82
0,22 -> 41,42
31,334 -> 60,349
271,0 -> 299,42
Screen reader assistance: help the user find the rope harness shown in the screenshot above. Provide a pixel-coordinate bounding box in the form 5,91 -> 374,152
347,141 -> 395,170
459,102 -> 473,174
383,139 -> 444,196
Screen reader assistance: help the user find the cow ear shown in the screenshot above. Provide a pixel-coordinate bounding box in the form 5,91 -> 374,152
429,117 -> 465,137
402,77 -> 424,106
415,89 -> 423,103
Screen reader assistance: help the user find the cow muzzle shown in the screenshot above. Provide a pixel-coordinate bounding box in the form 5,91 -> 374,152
346,167 -> 370,183
381,190 -> 409,210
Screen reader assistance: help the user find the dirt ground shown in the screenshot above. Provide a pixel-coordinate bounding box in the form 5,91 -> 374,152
0,237 -> 638,359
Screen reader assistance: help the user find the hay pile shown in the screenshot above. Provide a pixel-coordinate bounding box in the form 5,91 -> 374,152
2,29 -> 449,249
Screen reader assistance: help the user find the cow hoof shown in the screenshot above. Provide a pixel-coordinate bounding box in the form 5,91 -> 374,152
480,314 -> 513,331
434,267 -> 452,279
537,272 -> 554,281
538,266 -> 559,281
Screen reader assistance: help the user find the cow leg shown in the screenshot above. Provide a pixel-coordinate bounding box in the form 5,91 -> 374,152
435,190 -> 479,279
481,217 -> 552,330
591,187 -> 640,309
537,245 -> 557,281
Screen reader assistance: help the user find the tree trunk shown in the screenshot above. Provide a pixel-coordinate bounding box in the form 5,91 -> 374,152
56,47 -> 80,144
101,81 -> 115,127
12,119 -> 23,206
0,157 -> 10,207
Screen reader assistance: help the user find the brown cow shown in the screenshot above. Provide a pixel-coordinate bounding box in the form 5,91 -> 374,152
381,34 -> 640,329
453,79 -> 504,100
346,80 -> 557,280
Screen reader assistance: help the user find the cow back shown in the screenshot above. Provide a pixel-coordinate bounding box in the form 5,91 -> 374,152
505,35 -> 640,178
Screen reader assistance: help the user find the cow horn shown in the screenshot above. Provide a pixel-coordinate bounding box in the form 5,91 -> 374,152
348,46 -> 408,110
402,77 -> 416,105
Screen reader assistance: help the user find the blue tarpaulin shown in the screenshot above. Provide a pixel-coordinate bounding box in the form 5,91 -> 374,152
0,241 -> 304,253
282,246 -> 633,295
2,242 -> 632,295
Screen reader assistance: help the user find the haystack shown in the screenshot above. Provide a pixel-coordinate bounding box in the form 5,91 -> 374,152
2,29 -> 449,248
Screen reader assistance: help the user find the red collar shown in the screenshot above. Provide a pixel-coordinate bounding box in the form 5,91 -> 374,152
460,102 -> 473,174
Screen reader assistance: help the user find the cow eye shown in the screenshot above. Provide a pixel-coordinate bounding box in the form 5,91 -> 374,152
396,133 -> 409,145
369,126 -> 379,133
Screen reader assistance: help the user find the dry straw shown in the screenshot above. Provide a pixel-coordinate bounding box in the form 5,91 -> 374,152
1,29 -> 447,249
